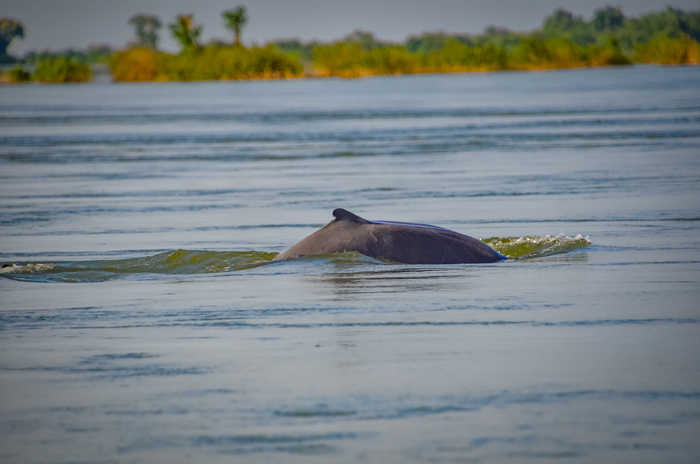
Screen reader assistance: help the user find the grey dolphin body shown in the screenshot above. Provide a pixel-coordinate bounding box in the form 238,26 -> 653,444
274,208 -> 507,264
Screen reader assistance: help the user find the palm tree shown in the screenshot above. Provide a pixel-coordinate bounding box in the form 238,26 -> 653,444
0,17 -> 24,57
129,14 -> 162,49
169,14 -> 202,52
222,6 -> 248,46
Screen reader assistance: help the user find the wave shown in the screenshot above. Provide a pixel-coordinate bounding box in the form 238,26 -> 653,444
0,235 -> 590,283
483,234 -> 591,259
0,250 -> 276,283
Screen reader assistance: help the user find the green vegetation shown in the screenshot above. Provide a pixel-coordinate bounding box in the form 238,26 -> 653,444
273,39 -> 317,61
0,17 -> 24,63
111,11 -> 299,81
169,14 -> 202,52
0,57 -> 93,84
110,45 -> 301,82
4,5 -> 699,84
109,48 -> 159,81
23,46 -> 114,66
7,66 -> 31,82
509,36 -> 630,69
109,4 -> 698,82
306,5 -> 698,77
33,57 -> 92,83
129,14 -> 162,49
311,35 -> 629,77
635,35 -> 699,64
405,28 -> 527,54
540,6 -> 700,54
222,6 -> 248,46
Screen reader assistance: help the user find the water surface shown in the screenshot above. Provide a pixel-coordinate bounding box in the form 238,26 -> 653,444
1,66 -> 699,463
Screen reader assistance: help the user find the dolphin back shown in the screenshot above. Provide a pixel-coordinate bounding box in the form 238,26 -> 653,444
274,209 -> 506,264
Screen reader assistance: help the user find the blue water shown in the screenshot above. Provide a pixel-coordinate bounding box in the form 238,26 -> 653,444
1,66 -> 699,463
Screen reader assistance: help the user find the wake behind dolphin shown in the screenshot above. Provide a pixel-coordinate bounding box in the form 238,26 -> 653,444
274,208 -> 507,264
1,211 -> 592,283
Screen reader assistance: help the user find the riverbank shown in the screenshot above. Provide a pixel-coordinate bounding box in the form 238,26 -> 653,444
3,34 -> 697,84
3,5 -> 699,83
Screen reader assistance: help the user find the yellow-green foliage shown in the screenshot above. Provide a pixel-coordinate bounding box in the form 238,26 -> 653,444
635,34 -> 700,64
7,66 -> 31,82
109,37 -> 640,82
110,48 -> 159,81
509,37 -> 630,69
312,37 -> 631,77
313,43 -> 428,77
312,41 -> 507,77
359,46 -> 417,75
420,40 -> 508,71
110,45 -> 302,82
589,37 -> 632,66
510,38 -> 584,69
107,6 -> 699,82
33,57 -> 92,83
312,43 -> 368,77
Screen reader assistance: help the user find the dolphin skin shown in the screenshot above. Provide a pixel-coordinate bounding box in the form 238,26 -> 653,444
274,208 -> 507,264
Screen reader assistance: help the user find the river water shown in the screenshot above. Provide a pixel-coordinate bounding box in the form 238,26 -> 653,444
1,66 -> 699,463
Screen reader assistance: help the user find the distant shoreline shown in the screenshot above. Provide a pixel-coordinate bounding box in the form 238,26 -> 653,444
4,61 -> 697,87
2,5 -> 698,84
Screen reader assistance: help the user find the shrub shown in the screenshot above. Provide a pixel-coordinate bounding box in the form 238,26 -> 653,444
110,48 -> 159,81
311,36 -> 634,77
635,34 -> 700,64
589,36 -> 632,66
312,43 -> 367,77
33,57 -> 91,83
8,66 -> 31,82
509,37 -> 589,69
421,40 -> 508,71
508,36 -> 632,69
361,46 -> 418,74
109,45 -> 302,82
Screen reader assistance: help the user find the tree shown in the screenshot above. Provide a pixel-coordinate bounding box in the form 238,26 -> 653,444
222,6 -> 248,46
541,8 -> 595,45
0,17 -> 24,56
543,8 -> 577,34
169,14 -> 201,51
593,5 -> 625,32
129,14 -> 161,49
342,30 -> 382,50
406,33 -> 448,53
33,57 -> 92,83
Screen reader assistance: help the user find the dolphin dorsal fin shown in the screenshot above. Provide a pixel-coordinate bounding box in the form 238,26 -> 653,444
332,208 -> 371,224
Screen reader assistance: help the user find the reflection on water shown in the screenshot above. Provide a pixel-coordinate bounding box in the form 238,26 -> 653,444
310,266 -> 475,296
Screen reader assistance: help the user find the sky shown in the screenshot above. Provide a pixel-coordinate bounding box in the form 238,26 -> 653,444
2,0 -> 699,55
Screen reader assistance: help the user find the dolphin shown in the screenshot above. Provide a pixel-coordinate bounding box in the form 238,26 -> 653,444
274,208 -> 507,264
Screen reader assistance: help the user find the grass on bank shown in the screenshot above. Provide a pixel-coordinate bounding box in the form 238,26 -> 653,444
110,45 -> 302,82
3,34 -> 698,85
635,35 -> 700,64
311,37 -> 631,77
113,34 -> 696,82
2,57 -> 92,83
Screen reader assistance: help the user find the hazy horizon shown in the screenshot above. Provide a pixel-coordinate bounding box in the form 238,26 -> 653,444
3,0 -> 699,56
